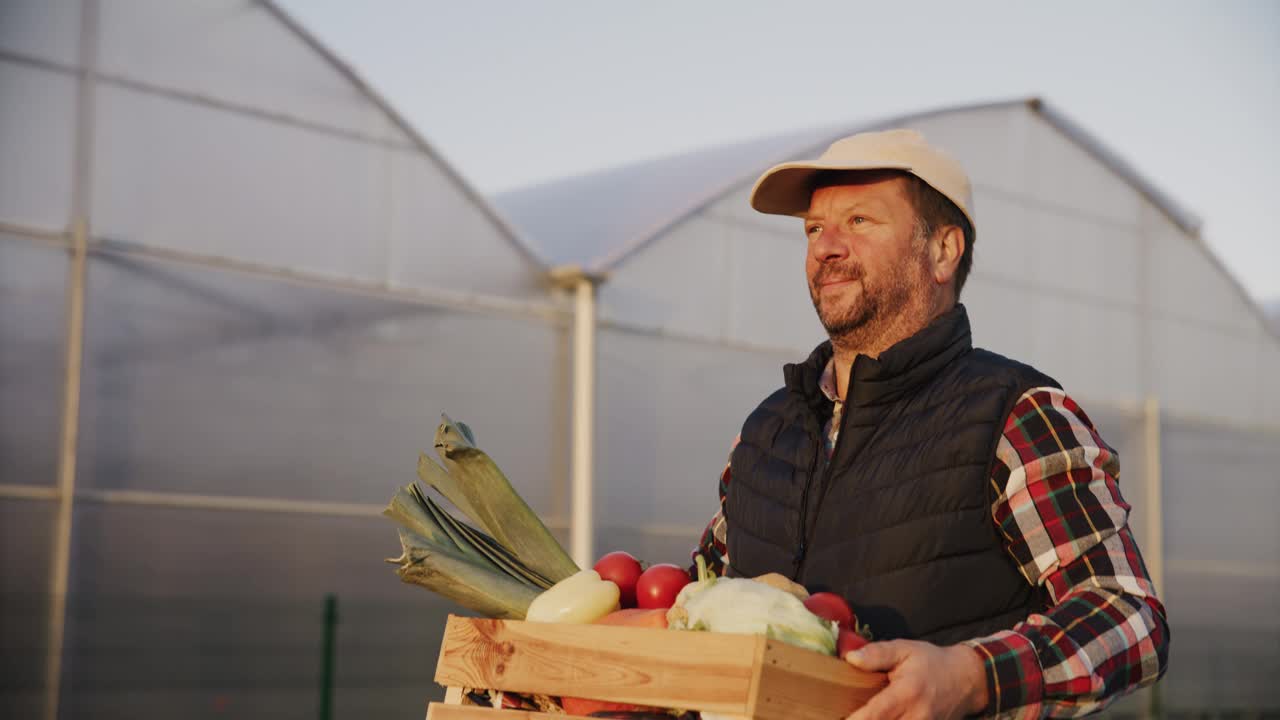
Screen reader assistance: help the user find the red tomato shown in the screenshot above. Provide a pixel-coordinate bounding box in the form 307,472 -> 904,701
838,627 -> 869,658
593,551 -> 644,608
635,564 -> 691,609
803,592 -> 855,629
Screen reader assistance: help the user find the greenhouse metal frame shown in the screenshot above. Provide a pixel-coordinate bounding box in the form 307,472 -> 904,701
3,1 -> 1279,718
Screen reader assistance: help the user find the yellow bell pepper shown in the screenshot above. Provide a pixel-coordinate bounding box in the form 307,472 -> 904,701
525,569 -> 620,623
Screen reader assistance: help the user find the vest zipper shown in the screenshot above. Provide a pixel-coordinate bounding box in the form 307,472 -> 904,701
792,399 -> 850,581
791,435 -> 824,579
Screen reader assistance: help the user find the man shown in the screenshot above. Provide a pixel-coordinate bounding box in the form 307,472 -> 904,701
694,129 -> 1169,719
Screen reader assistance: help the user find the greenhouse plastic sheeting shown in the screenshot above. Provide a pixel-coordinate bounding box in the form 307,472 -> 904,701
57,502 -> 460,718
0,60 -> 76,232
594,326 -> 788,550
0,499 -> 54,719
0,0 -> 81,67
0,237 -> 68,487
75,253 -> 571,510
1159,417 -> 1280,710
96,0 -> 406,144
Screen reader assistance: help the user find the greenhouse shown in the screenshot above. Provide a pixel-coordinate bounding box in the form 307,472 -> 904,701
498,97 -> 1280,712
2,0 -> 1277,717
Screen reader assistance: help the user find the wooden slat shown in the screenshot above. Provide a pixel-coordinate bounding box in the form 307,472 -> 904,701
748,640 -> 887,720
435,616 -> 757,715
433,616 -> 887,719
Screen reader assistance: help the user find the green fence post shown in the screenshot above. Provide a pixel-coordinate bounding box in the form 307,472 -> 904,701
320,594 -> 338,720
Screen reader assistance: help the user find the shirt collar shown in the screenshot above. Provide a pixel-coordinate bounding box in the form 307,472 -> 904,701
784,305 -> 973,410
818,358 -> 840,403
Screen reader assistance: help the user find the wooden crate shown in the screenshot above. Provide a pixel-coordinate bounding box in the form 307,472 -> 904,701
428,615 -> 887,720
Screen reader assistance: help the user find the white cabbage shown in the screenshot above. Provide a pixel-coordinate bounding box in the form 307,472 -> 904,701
667,573 -> 837,656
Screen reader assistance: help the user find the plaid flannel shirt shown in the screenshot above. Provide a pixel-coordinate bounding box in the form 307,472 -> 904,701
694,362 -> 1169,718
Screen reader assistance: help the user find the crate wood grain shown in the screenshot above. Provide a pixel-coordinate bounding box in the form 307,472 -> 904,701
433,615 -> 886,720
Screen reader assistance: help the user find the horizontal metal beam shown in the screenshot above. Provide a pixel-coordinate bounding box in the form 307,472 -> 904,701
0,484 -> 714,538
0,483 -> 385,518
0,485 -> 60,501
1,221 -> 568,323
79,488 -> 385,517
0,220 -> 70,247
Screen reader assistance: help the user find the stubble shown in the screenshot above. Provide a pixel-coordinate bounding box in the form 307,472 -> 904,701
809,246 -> 934,358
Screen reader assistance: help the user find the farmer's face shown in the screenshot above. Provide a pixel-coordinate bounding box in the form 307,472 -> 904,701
803,173 -> 931,345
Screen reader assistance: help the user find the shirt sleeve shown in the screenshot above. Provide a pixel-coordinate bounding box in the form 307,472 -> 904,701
964,388 -> 1170,718
691,435 -> 739,578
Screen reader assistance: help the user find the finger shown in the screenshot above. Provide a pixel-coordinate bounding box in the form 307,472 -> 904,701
846,681 -> 908,720
845,640 -> 911,672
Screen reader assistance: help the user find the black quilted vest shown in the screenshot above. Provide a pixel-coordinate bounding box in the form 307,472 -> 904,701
726,306 -> 1058,645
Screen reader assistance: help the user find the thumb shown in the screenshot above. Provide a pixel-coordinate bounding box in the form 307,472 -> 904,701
844,640 -> 909,672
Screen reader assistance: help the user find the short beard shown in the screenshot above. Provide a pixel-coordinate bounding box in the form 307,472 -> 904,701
809,234 -> 933,357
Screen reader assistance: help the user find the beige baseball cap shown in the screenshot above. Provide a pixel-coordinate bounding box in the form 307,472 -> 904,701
748,129 -> 975,230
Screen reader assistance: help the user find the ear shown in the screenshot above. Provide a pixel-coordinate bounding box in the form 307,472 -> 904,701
928,225 -> 965,287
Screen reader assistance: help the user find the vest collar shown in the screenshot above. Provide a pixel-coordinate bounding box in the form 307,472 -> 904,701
784,304 -> 973,410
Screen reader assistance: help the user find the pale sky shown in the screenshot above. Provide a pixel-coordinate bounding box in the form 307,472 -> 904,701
279,0 -> 1280,305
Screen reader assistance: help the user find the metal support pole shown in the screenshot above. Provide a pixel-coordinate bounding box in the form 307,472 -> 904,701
549,266 -> 605,569
1141,395 -> 1165,720
569,276 -> 597,568
44,218 -> 87,720
45,3 -> 97,717
1143,396 -> 1165,599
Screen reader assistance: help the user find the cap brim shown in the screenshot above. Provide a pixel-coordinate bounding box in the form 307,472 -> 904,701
749,160 -> 915,217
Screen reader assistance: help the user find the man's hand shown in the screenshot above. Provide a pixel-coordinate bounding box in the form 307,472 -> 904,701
844,639 -> 989,720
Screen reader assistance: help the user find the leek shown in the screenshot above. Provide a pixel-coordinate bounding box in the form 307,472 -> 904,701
429,414 -> 578,582
384,415 -> 577,618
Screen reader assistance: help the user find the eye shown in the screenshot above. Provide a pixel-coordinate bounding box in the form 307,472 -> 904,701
852,216 -> 867,225
805,224 -> 822,237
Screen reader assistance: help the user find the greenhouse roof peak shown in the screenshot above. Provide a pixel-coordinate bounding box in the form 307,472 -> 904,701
493,97 -> 1203,273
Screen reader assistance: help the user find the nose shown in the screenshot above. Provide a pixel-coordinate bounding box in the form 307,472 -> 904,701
811,226 -> 849,264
